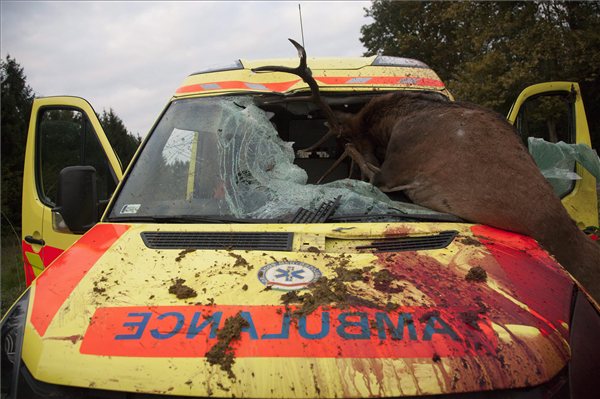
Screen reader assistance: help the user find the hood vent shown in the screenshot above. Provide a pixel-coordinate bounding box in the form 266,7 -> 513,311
141,232 -> 293,251
356,230 -> 457,252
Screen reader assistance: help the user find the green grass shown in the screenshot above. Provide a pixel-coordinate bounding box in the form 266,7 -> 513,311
1,232 -> 26,318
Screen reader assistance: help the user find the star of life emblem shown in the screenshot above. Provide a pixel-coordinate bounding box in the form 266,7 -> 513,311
257,261 -> 322,291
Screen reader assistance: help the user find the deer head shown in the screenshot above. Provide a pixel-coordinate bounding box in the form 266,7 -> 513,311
252,39 -> 379,182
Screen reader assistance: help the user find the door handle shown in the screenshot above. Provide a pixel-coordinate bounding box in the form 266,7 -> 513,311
24,236 -> 45,246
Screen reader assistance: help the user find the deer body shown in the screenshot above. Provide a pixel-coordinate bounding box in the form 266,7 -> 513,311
349,92 -> 600,300
255,39 -> 600,301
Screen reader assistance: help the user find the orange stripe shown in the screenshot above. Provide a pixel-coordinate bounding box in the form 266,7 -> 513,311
175,76 -> 444,95
30,224 -> 130,336
315,76 -> 445,88
176,84 -> 204,94
176,79 -> 300,94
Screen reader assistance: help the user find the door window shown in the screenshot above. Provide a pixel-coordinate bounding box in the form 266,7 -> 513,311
515,93 -> 575,145
37,107 -> 117,208
514,92 -> 576,198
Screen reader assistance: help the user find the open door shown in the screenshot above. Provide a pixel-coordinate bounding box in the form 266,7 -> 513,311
21,97 -> 123,285
507,82 -> 598,229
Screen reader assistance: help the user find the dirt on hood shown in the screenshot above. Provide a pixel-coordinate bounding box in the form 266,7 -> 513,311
205,312 -> 250,379
280,265 -> 394,318
168,278 -> 198,300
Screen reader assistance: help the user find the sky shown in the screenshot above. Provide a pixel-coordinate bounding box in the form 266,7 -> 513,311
1,1 -> 373,138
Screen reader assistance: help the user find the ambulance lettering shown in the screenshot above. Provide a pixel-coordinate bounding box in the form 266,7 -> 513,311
81,305 -> 490,358
113,310 -> 457,342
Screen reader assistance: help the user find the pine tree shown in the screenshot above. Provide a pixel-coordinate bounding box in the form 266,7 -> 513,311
99,108 -> 142,168
1,55 -> 35,231
360,0 -> 600,148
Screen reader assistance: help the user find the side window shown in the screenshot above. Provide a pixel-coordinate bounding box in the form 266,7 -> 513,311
515,93 -> 575,145
38,107 -> 117,207
515,93 -> 576,198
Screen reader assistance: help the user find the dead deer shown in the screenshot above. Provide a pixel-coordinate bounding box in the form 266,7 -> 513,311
253,39 -> 600,301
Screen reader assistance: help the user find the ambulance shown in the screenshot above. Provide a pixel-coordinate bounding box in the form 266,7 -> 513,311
2,52 -> 599,398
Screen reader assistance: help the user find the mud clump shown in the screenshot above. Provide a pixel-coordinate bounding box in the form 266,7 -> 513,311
465,266 -> 487,283
281,267 -> 380,318
459,310 -> 482,331
281,278 -> 346,317
168,278 -> 198,299
460,236 -> 483,247
335,266 -> 371,283
175,248 -> 196,262
229,253 -> 253,270
92,286 -> 106,294
205,312 -> 249,379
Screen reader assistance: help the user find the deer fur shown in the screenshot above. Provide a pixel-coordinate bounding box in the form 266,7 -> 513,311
255,39 -> 600,301
344,91 -> 600,301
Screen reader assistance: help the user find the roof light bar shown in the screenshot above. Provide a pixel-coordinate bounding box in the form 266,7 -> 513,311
191,60 -> 244,76
372,56 -> 430,69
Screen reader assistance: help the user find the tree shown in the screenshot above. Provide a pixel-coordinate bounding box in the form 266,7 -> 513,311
1,55 -> 34,231
98,108 -> 141,168
360,0 -> 600,149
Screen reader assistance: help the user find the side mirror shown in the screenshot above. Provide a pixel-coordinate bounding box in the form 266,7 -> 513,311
53,166 -> 98,234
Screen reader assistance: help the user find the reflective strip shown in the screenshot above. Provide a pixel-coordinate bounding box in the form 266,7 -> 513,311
176,80 -> 300,94
175,76 -> 445,95
245,82 -> 269,90
30,224 -> 130,336
346,77 -> 371,84
315,76 -> 445,88
22,241 -> 67,285
22,243 -> 37,286
201,83 -> 221,90
25,252 -> 44,276
398,77 -> 418,85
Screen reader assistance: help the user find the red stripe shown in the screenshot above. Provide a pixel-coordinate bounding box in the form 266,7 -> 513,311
30,224 -> 129,336
41,245 -> 64,268
22,241 -> 65,286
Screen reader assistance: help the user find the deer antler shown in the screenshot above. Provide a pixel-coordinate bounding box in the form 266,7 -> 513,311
252,39 -> 342,140
253,39 -> 379,184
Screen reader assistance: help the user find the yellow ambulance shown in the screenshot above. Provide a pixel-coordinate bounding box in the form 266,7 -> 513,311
3,53 -> 599,398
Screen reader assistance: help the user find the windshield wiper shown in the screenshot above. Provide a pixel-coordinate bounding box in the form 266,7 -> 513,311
289,196 -> 341,223
328,213 -> 465,223
106,215 -> 282,224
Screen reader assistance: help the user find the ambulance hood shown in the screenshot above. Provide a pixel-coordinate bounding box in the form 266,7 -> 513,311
22,222 -> 573,397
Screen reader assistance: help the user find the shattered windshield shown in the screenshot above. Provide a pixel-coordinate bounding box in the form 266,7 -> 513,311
108,96 -> 447,222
